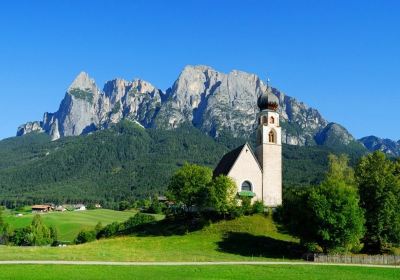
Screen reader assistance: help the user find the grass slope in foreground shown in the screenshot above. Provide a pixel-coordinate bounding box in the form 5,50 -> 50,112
0,265 -> 398,280
0,215 -> 299,262
4,209 -> 143,242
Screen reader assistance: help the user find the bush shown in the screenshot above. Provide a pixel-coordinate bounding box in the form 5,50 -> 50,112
146,196 -> 163,214
240,196 -> 252,215
252,201 -> 265,214
97,222 -> 120,239
122,213 -> 156,234
97,213 -> 156,238
119,201 -> 131,211
75,229 -> 96,244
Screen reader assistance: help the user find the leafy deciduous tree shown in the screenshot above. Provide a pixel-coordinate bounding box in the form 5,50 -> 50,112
167,163 -> 213,211
355,151 -> 400,252
208,175 -> 237,215
279,154 -> 365,253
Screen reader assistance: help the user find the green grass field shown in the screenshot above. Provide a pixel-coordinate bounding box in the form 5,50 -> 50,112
0,265 -> 398,280
4,209 -> 143,241
0,215 -> 299,262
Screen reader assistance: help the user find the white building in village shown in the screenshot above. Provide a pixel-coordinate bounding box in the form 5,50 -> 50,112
213,89 -> 282,207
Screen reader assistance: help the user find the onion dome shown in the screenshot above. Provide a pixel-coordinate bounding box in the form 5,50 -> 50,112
257,91 -> 279,111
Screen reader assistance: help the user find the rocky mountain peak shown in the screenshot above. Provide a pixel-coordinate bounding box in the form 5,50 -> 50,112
315,122 -> 355,147
68,71 -> 96,91
16,65 -> 367,150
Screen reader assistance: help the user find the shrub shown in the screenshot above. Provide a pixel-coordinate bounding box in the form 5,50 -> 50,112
240,196 -> 252,215
97,222 -> 120,239
252,201 -> 265,214
122,213 -> 156,234
75,229 -> 96,244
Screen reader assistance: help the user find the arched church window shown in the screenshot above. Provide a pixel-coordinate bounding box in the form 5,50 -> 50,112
270,116 -> 275,124
269,130 -> 276,143
241,181 -> 252,191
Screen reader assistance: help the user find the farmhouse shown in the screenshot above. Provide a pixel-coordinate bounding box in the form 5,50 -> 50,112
214,89 -> 282,207
31,205 -> 52,213
74,204 -> 86,211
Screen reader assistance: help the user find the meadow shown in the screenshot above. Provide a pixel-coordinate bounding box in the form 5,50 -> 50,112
0,264 -> 398,280
0,214 -> 298,262
2,211 -> 399,280
4,209 -> 141,242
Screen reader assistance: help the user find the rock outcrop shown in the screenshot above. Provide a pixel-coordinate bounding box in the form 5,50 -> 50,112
17,121 -> 44,136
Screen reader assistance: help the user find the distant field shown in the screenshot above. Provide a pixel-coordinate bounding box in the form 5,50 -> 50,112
0,264 -> 398,280
0,215 -> 299,262
4,209 -> 141,241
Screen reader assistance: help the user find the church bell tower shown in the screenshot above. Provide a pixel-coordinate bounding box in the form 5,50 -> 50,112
255,88 -> 282,206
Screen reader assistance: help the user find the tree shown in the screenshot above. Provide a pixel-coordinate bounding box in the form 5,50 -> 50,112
119,201 -> 130,211
167,163 -> 213,211
355,151 -> 400,252
30,214 -> 52,246
306,181 -> 365,253
147,196 -> 163,214
75,229 -> 96,244
49,226 -> 58,246
325,154 -> 355,186
208,175 -> 237,215
10,214 -> 55,246
279,154 -> 365,253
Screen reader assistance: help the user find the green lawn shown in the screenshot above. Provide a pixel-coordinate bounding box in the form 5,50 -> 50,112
0,265 -> 398,280
0,215 -> 299,262
4,209 -> 143,241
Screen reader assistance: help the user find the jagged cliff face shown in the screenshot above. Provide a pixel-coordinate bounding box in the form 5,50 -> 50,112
155,66 -> 328,145
18,73 -> 162,140
359,136 -> 400,156
17,65 -> 354,147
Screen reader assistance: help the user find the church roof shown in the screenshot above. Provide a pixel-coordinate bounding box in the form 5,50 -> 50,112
213,144 -> 245,178
213,143 -> 261,178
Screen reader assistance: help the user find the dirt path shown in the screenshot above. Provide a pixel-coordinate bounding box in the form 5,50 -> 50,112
0,261 -> 398,268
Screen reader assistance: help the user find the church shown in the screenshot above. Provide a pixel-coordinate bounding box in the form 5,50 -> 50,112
213,90 -> 282,207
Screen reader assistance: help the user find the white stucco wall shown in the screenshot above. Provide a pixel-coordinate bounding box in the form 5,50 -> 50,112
255,110 -> 283,207
227,144 -> 263,202
257,143 -> 282,206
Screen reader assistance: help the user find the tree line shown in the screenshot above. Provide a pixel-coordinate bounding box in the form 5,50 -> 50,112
277,151 -> 400,254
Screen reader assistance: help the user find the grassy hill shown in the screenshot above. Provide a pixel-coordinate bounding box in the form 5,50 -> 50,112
1,212 -> 398,279
0,121 -> 367,207
3,209 -> 151,242
0,214 -> 298,262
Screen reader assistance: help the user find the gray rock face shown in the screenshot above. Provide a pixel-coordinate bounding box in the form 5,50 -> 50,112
315,122 -> 355,147
155,65 -> 328,144
17,72 -> 162,140
17,121 -> 44,136
16,65 -> 354,147
103,78 -> 162,128
359,136 -> 400,156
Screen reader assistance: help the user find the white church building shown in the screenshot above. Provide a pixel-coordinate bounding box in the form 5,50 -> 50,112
213,90 -> 282,207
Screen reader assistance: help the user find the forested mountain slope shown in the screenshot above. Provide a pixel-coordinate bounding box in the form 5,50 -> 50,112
0,121 -> 366,208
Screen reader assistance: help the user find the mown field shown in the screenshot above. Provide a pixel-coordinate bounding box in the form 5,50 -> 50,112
0,215 -> 298,262
0,264 -> 398,280
4,209 -> 144,241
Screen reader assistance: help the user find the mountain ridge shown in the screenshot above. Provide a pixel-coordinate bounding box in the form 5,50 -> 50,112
16,65 -> 379,153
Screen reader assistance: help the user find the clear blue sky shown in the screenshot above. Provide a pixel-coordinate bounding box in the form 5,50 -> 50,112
0,0 -> 399,140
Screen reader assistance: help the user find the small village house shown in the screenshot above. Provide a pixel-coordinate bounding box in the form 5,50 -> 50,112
31,205 -> 52,213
